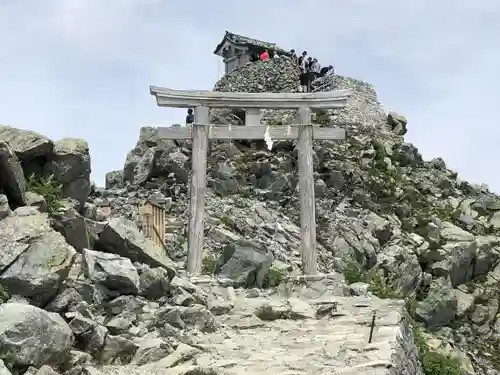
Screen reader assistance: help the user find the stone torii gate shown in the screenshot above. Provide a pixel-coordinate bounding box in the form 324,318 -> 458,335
149,86 -> 351,275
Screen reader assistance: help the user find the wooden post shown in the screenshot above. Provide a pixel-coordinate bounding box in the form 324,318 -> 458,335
139,201 -> 166,247
297,107 -> 317,275
186,106 -> 209,274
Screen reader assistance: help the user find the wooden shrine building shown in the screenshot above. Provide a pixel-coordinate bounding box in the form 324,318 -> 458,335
214,31 -> 289,75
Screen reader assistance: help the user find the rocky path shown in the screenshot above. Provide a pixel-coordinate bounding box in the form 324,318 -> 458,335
196,297 -> 414,375
89,277 -> 421,375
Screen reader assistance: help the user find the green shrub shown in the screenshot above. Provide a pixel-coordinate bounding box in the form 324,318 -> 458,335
201,255 -> 217,275
26,174 -> 64,216
412,325 -> 466,375
263,266 -> 288,288
367,269 -> 400,299
343,258 -> 366,284
342,258 -> 399,299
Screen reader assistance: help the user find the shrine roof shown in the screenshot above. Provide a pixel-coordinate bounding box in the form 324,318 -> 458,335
213,31 -> 287,56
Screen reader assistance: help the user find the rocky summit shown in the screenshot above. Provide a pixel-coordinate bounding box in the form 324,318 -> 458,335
1,56 -> 500,375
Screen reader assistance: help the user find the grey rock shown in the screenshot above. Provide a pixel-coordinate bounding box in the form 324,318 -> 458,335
99,334 -> 139,365
0,125 -> 53,161
215,240 -> 273,288
25,191 -> 47,212
105,170 -> 123,190
415,277 -> 457,330
34,365 -> 60,375
387,111 -> 408,135
49,138 -> 91,206
133,147 -> 156,185
130,338 -> 172,365
97,217 -> 176,277
82,249 -> 140,295
0,213 -> 76,305
139,267 -> 171,299
0,140 -> 26,206
0,303 -> 73,367
0,360 -> 11,375
81,324 -> 108,354
0,195 -> 10,219
51,203 -> 90,252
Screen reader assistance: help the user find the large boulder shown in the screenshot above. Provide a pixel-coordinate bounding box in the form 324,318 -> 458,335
0,141 -> 26,207
0,212 -> 76,305
50,201 -> 90,252
122,127 -> 183,184
415,277 -> 458,330
0,126 -> 53,180
105,170 -> 124,190
48,138 -> 91,207
0,303 -> 73,368
97,217 -> 176,277
82,249 -> 140,295
0,126 -> 53,160
214,240 -> 273,287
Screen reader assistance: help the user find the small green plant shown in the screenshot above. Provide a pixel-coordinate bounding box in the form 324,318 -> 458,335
342,258 -> 400,299
26,173 -> 64,216
263,266 -> 288,288
434,204 -> 461,223
219,214 -> 234,228
367,269 -> 400,299
201,255 -> 217,275
0,283 -> 10,304
343,258 -> 366,284
405,293 -> 418,318
412,325 -> 466,375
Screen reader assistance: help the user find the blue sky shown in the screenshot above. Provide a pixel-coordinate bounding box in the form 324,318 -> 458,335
1,0 -> 499,191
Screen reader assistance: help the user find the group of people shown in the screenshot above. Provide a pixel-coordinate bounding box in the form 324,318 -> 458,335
253,48 -> 336,92
290,50 -> 334,92
250,49 -> 282,62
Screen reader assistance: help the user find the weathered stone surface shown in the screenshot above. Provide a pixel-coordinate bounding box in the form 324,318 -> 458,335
215,240 -> 273,287
0,195 -> 10,219
0,213 -> 76,305
105,170 -> 123,190
82,249 -> 140,295
0,125 -> 53,160
0,140 -> 26,207
0,303 -> 73,367
25,191 -> 47,212
51,203 -> 90,252
34,365 -> 60,375
72,296 -> 422,375
139,267 -> 171,299
97,217 -> 176,276
49,138 -> 91,206
415,277 -> 457,330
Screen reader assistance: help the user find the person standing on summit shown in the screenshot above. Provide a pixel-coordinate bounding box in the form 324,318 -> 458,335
186,108 -> 194,126
311,58 -> 321,79
319,65 -> 334,77
297,51 -> 309,92
298,51 -> 307,72
259,49 -> 270,61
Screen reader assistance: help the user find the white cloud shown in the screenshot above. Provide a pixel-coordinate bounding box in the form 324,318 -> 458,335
0,0 -> 499,191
